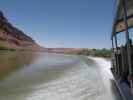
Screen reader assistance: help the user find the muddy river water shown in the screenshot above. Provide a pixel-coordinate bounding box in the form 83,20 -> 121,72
0,52 -> 122,100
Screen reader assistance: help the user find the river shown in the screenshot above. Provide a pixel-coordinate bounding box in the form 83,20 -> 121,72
0,52 -> 122,100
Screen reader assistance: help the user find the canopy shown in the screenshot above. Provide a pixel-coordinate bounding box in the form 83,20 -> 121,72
112,0 -> 133,38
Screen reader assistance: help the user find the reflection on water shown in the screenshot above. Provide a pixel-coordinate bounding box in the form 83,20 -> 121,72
0,53 -> 121,100
0,51 -> 36,80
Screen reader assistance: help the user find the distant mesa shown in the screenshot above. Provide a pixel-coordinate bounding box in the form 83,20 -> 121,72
47,48 -> 87,54
0,10 -> 43,50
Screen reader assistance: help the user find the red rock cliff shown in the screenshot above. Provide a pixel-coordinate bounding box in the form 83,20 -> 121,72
0,11 -> 42,50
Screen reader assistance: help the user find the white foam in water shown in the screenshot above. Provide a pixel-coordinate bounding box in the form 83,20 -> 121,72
24,57 -> 114,100
0,55 -> 120,100
88,57 -> 113,79
88,57 -> 121,100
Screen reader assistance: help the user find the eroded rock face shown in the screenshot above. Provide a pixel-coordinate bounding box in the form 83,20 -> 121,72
0,10 -> 42,50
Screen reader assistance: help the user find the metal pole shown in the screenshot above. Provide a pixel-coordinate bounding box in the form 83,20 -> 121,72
115,35 -> 118,49
112,38 -> 114,51
123,0 -> 133,93
114,35 -> 119,74
112,37 -> 117,72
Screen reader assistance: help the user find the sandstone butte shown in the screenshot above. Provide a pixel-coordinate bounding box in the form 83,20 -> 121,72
0,10 -> 43,51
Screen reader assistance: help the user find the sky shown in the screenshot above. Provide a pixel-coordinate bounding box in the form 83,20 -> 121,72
0,0 -> 116,48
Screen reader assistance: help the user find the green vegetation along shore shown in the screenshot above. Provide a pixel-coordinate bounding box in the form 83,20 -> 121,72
77,48 -> 111,58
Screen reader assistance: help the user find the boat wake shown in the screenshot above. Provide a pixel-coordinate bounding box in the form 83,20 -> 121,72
0,54 -> 121,100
